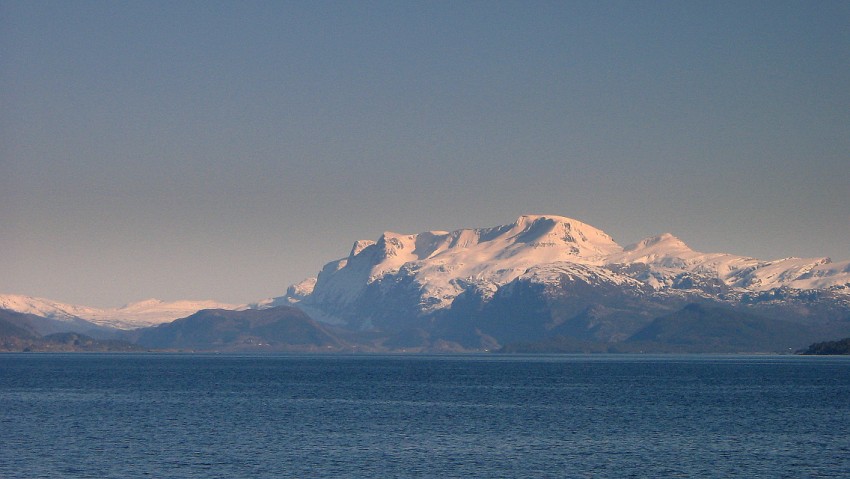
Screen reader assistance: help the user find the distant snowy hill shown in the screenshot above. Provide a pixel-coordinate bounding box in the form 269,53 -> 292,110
0,294 -> 242,329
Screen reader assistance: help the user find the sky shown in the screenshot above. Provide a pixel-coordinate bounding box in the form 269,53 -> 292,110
2,0 -> 849,308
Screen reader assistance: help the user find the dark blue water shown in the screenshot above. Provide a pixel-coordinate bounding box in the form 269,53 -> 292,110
1,354 -> 848,478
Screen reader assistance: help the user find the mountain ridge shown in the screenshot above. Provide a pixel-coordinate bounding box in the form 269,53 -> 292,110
0,294 -> 243,330
278,214 -> 849,318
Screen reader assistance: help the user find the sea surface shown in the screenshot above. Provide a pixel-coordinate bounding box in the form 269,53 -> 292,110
1,354 -> 848,478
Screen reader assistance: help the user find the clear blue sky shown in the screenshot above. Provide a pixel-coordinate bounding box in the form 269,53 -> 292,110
2,0 -> 848,307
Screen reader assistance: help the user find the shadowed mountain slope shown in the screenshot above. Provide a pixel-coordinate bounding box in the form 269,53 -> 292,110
135,306 -> 345,351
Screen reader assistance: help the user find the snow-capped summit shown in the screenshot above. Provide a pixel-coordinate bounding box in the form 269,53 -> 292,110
622,233 -> 691,254
509,214 -> 621,254
607,233 -> 756,283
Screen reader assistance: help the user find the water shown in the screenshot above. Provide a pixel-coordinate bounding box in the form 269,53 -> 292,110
1,354 -> 848,478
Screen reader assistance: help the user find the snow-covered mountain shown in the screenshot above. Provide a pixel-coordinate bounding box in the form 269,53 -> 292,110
316,215 -> 620,308
272,214 -> 849,330
269,215 -> 850,314
0,294 -> 242,329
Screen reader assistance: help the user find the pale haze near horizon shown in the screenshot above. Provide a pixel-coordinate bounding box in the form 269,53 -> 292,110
2,1 -> 848,308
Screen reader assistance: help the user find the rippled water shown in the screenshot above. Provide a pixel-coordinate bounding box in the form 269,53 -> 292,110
1,354 -> 848,478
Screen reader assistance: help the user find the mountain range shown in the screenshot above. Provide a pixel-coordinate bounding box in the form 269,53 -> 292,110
3,214 -> 849,352
0,295 -> 240,329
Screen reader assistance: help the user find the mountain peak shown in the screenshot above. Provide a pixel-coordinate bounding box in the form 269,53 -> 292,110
608,233 -> 707,270
623,233 -> 692,253
120,298 -> 164,309
512,214 -> 597,235
506,214 -> 621,254
515,213 -> 579,223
